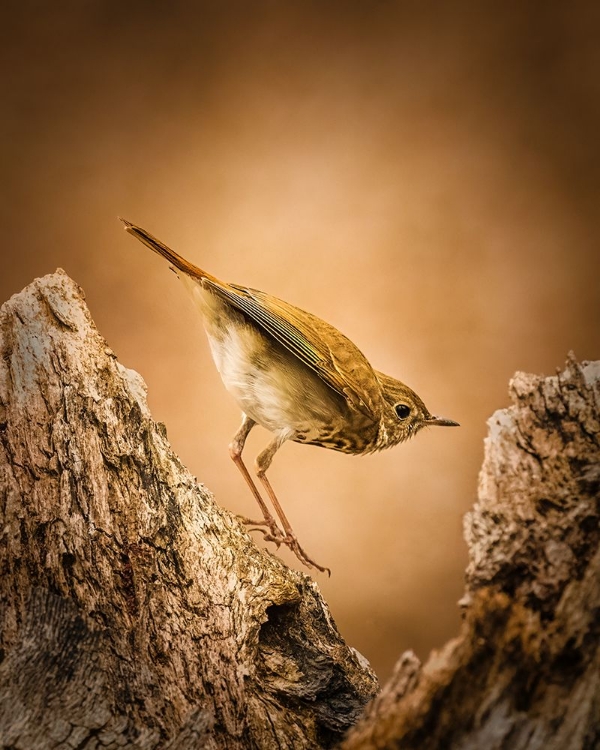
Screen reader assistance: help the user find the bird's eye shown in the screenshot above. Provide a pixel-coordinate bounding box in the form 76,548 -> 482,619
395,403 -> 411,420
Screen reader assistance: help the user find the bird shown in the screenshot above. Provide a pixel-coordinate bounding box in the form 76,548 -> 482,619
120,219 -> 459,574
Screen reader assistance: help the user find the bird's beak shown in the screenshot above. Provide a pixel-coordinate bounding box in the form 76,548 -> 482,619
426,415 -> 460,427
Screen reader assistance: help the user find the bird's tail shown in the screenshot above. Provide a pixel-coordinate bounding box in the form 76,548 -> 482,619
119,218 -> 217,282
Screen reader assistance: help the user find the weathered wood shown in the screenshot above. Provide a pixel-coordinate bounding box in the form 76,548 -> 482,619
342,353 -> 600,749
3,271 -> 599,750
0,271 -> 378,749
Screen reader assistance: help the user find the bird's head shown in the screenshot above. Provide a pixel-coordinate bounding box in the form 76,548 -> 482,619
374,371 -> 459,450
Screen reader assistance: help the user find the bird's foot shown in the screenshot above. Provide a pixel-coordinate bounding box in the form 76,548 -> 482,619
236,515 -> 284,546
236,515 -> 330,575
263,531 -> 331,576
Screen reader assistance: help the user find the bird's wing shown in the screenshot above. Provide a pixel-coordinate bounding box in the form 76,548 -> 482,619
203,279 -> 383,419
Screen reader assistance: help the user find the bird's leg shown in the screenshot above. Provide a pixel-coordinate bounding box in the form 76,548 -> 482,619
229,414 -> 284,540
255,436 -> 331,576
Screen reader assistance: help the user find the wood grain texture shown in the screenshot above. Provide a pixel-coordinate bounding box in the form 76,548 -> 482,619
3,270 -> 598,749
0,270 -> 378,749
342,353 -> 600,749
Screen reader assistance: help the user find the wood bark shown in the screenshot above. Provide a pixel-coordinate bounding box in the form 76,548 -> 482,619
0,271 -> 378,749
2,271 -> 599,750
342,353 -> 600,749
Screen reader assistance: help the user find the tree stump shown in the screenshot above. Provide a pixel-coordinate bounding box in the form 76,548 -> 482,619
1,271 -> 598,749
0,271 -> 378,750
342,353 -> 600,749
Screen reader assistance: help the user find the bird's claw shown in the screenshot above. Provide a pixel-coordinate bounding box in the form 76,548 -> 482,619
236,515 -> 282,540
236,516 -> 330,575
266,533 -> 331,576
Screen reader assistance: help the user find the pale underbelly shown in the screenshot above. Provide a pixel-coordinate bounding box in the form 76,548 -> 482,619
206,321 -> 342,438
180,276 -> 375,451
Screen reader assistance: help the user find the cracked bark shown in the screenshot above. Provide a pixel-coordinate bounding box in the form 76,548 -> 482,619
342,353 -> 600,750
0,271 -> 378,750
2,271 -> 599,750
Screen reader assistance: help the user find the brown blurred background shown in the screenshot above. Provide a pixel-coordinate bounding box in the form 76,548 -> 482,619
2,1 -> 599,681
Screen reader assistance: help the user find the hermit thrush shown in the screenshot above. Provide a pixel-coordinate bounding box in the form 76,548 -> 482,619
121,219 -> 458,574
